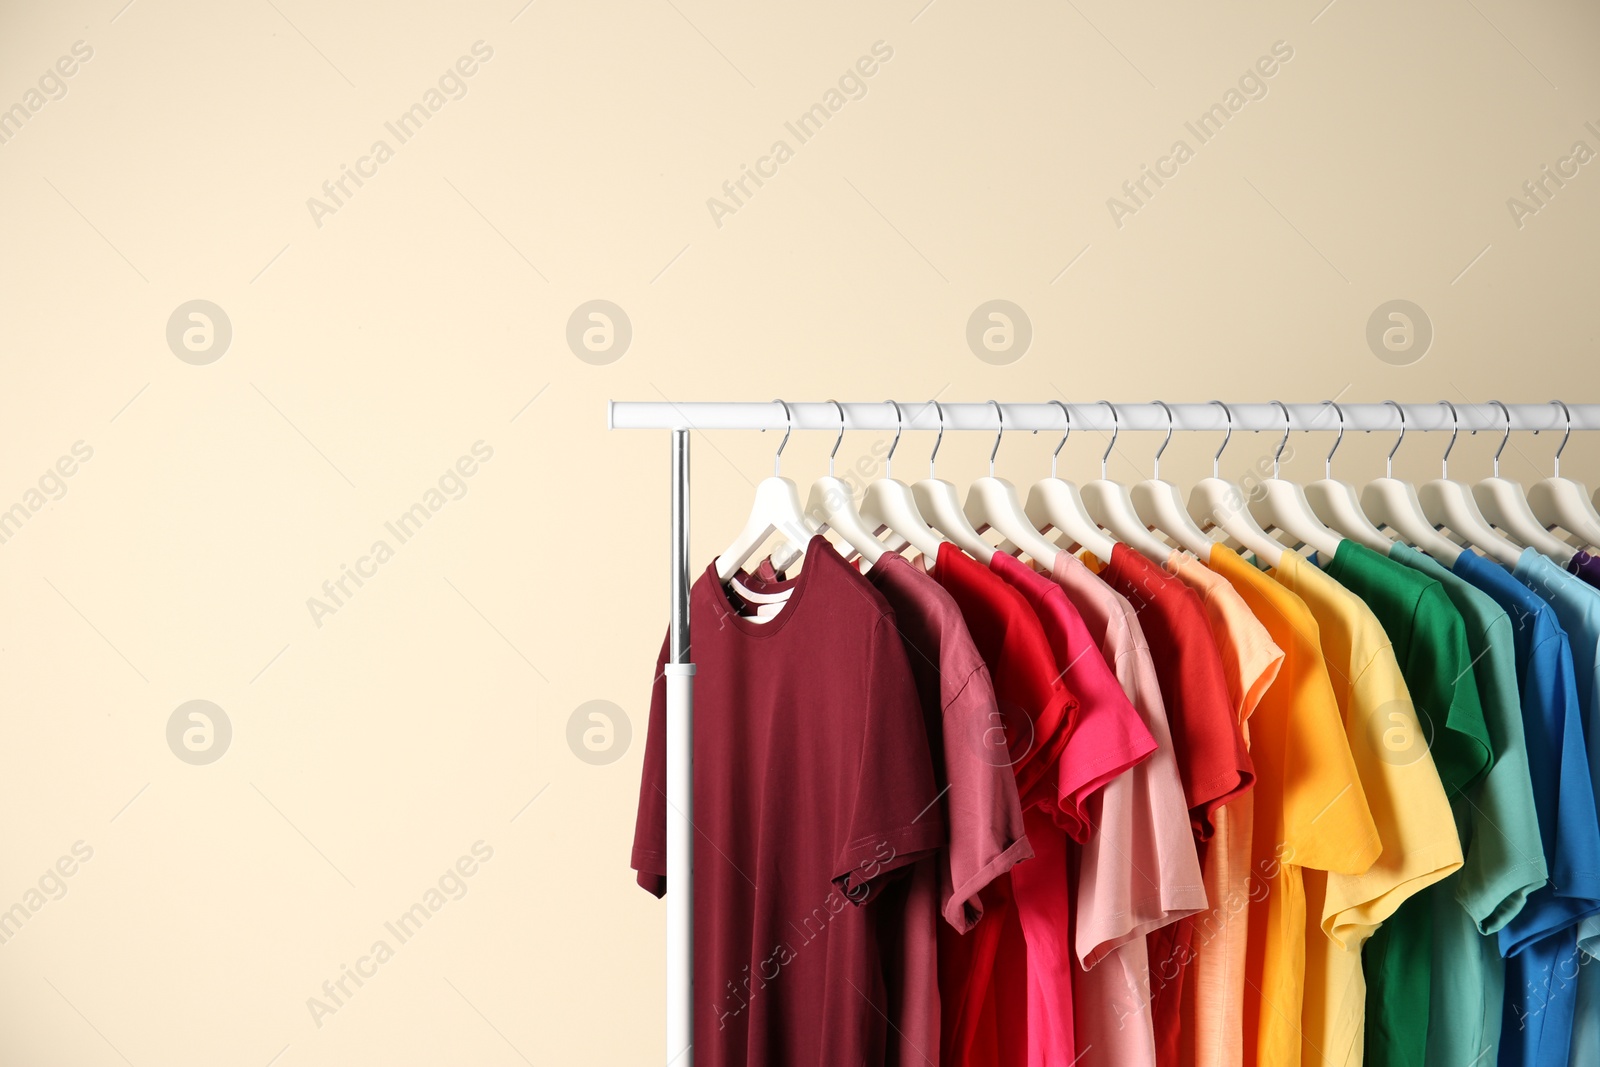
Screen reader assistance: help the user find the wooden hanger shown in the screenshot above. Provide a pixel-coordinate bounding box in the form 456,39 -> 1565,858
1528,400 -> 1600,552
1187,401 -> 1286,568
1473,399 -> 1581,561
1249,400 -> 1344,559
1082,401 -> 1183,563
1304,399 -> 1395,552
804,400 -> 886,567
859,400 -> 946,561
1025,400 -> 1117,561
964,401 -> 1063,565
715,399 -> 818,582
913,400 -> 995,562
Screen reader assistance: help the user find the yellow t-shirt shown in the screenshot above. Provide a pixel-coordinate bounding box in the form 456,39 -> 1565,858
1271,552 -> 1462,1067
1207,547 -> 1380,1067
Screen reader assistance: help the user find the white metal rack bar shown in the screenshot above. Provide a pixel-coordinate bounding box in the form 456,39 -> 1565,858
610,398 -> 1600,1067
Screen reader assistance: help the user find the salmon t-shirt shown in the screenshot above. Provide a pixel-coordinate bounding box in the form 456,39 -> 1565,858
1051,551 -> 1207,1067
1272,551 -> 1462,1067
1206,546 -> 1381,1067
1167,551 -> 1286,1067
1084,544 -> 1252,1063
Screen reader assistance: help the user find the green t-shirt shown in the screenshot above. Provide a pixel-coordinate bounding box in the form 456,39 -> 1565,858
1390,543 -> 1547,1067
1322,539 -> 1493,1067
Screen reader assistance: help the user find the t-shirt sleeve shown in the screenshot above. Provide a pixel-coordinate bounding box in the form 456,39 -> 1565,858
1319,654 -> 1462,945
630,635 -> 670,897
1455,617 -> 1547,934
1416,589 -> 1493,797
939,661 -> 1034,932
833,616 -> 948,904
1280,649 -> 1381,879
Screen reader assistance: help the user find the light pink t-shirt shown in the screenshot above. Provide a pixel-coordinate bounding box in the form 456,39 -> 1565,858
1167,551 -> 1285,1067
1049,552 -> 1208,1067
990,552 -> 1158,1067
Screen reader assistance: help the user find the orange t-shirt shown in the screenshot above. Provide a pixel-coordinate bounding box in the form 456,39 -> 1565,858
1206,547 -> 1381,1067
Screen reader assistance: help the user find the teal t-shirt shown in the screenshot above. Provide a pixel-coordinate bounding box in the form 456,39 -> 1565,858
1390,543 -> 1547,1067
1323,539 -> 1493,1067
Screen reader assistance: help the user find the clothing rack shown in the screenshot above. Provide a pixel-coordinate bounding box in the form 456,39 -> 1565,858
606,399 -> 1600,1067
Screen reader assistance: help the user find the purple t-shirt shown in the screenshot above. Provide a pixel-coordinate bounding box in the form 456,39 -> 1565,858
1569,550 -> 1600,591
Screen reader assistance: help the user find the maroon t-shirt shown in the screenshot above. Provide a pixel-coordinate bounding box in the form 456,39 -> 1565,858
632,539 -> 945,1067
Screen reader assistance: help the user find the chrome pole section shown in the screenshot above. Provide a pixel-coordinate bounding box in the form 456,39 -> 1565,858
665,428 -> 695,1067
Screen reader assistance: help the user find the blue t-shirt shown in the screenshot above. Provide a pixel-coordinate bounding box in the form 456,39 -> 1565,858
1512,550 -> 1600,1067
1454,549 -> 1600,1067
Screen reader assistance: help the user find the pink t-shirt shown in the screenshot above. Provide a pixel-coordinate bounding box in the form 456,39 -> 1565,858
1050,552 -> 1209,1067
990,552 -> 1161,1067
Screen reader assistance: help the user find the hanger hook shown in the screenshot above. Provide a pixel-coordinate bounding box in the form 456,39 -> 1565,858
1151,400 -> 1174,480
1489,399 -> 1511,478
987,400 -> 1004,477
770,398 -> 794,477
927,399 -> 946,479
882,400 -> 903,479
826,399 -> 845,477
1383,400 -> 1405,479
1438,400 -> 1459,478
1270,400 -> 1291,479
1048,400 -> 1071,479
1323,400 -> 1345,479
1097,401 -> 1118,480
1551,399 -> 1572,478
1209,400 -> 1233,478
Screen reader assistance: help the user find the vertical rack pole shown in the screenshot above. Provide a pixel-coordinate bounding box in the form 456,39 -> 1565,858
665,428 -> 695,1066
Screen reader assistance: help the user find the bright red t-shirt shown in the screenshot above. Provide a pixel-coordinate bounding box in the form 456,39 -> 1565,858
930,544 -> 1079,1067
1088,544 -> 1252,1067
631,539 -> 946,1067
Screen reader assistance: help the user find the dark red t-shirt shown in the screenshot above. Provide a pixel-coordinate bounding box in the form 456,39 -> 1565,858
631,539 -> 945,1067
1090,543 -> 1251,1067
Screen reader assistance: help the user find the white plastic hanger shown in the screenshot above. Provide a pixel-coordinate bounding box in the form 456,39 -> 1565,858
1249,400 -> 1344,559
1473,399 -> 1580,561
1414,400 -> 1524,566
1528,400 -> 1600,551
1187,401 -> 1286,568
804,400 -> 886,567
1082,401 -> 1185,563
964,401 -> 1062,565
859,400 -> 946,562
1361,400 -> 1468,564
1130,400 -> 1219,557
1304,400 -> 1395,552
715,399 -> 819,582
1024,400 -> 1118,562
913,400 -> 996,563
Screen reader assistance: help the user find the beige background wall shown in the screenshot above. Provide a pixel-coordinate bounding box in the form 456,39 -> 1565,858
1,0 -> 1597,1062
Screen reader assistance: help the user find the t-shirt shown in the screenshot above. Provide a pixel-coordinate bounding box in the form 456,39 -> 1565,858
631,539 -> 946,1067
1168,551 -> 1286,1067
1050,552 -> 1204,1067
928,543 -> 1080,1067
1207,546 -> 1381,1067
1512,549 -> 1600,1067
1388,544 -> 1547,1067
1318,540 -> 1489,1067
1273,549 -> 1461,1067
1452,549 -> 1600,1067
1084,544 -> 1252,1065
990,551 -> 1159,1067
1569,550 -> 1600,591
